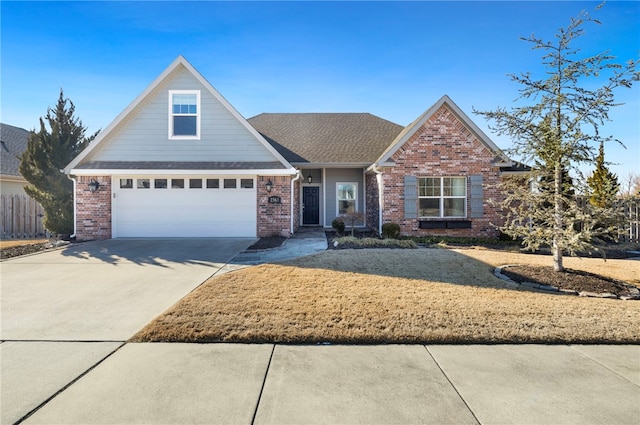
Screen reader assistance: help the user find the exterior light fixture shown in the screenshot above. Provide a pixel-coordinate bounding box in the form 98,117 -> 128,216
266,179 -> 273,193
88,179 -> 100,193
307,174 -> 312,184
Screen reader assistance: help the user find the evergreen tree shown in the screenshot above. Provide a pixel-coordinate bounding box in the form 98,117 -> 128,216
475,6 -> 638,271
19,90 -> 98,236
587,141 -> 620,208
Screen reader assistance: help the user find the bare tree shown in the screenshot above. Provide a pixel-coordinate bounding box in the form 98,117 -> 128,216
475,5 -> 638,271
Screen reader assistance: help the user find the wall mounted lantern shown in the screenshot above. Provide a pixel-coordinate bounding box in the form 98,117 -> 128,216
88,179 -> 100,193
265,179 -> 273,193
307,174 -> 312,184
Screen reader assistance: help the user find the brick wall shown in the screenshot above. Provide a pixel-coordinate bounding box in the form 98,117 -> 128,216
75,175 -> 112,241
382,105 -> 505,238
257,175 -> 293,237
365,173 -> 379,234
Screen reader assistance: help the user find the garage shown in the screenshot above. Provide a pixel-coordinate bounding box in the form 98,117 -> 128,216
113,176 -> 257,238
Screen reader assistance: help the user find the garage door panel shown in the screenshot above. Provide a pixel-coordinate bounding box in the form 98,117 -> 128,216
114,178 -> 257,238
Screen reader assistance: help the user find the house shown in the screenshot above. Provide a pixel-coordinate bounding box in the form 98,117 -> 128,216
65,56 -> 526,241
1,123 -> 31,196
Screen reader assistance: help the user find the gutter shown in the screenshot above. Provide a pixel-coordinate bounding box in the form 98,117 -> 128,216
369,164 -> 384,235
65,173 -> 77,239
290,169 -> 302,235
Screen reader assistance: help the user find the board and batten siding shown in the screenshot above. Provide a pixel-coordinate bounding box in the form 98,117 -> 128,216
87,66 -> 277,163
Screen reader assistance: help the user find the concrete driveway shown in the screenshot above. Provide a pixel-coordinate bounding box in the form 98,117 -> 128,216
1,238 -> 254,424
1,238 -> 254,341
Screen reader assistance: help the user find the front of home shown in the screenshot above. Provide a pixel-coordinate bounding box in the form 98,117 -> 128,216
65,56 -> 525,241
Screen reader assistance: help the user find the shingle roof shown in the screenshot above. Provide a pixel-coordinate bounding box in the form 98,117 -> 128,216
247,113 -> 404,164
0,123 -> 30,177
500,161 -> 532,173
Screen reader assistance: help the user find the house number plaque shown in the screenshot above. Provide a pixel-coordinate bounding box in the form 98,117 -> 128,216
268,196 -> 282,204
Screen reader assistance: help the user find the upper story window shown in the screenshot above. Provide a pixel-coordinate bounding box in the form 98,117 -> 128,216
418,176 -> 466,218
169,90 -> 200,139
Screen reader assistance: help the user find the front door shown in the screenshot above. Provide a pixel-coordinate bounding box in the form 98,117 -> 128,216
302,186 -> 320,225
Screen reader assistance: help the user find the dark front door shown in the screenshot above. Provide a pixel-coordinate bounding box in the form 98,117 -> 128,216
302,186 -> 320,225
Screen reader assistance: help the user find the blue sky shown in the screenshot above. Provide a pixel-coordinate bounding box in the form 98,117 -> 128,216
2,1 -> 638,181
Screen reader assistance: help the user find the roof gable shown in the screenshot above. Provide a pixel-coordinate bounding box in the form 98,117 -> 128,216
248,113 -> 404,165
65,56 -> 293,173
374,95 -> 511,167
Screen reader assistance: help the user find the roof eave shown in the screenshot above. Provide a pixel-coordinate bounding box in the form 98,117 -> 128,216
0,174 -> 27,182
292,162 -> 372,168
69,167 -> 297,176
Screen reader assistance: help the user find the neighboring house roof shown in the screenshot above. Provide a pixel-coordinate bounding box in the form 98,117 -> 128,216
499,160 -> 532,174
0,123 -> 30,179
373,95 -> 513,168
65,56 -> 294,175
247,113 -> 404,166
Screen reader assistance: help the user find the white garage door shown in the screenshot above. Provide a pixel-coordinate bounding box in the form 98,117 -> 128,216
113,176 -> 256,238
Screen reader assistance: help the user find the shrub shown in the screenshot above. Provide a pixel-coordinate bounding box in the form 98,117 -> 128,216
332,236 -> 417,249
381,223 -> 401,239
332,218 -> 345,235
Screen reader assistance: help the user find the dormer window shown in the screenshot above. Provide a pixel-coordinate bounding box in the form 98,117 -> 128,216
169,90 -> 200,139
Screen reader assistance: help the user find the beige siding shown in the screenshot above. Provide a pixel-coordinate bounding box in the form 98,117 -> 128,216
88,66 -> 277,163
325,168 -> 365,227
0,180 -> 28,196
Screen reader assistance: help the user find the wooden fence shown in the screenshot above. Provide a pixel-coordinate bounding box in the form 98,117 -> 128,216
619,197 -> 640,243
0,194 -> 47,239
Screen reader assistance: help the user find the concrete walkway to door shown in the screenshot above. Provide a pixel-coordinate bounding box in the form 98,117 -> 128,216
232,227 -> 328,265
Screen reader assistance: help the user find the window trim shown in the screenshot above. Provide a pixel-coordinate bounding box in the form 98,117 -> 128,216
168,90 -> 201,140
418,176 -> 467,218
336,182 -> 358,216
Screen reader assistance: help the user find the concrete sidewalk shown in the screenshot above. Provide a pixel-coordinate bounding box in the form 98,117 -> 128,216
4,343 -> 638,424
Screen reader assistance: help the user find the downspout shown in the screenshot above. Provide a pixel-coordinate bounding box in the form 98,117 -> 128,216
66,173 -> 77,239
290,170 -> 302,235
370,164 -> 384,235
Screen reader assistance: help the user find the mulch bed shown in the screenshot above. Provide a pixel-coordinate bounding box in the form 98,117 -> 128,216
246,236 -> 287,250
0,243 -> 49,259
500,265 -> 638,298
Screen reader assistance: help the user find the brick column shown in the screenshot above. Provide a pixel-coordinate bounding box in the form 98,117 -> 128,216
256,175 -> 292,237
75,176 -> 112,241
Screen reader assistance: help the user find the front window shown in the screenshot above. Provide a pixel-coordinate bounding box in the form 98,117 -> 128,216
169,90 -> 200,139
337,183 -> 357,215
418,177 -> 466,218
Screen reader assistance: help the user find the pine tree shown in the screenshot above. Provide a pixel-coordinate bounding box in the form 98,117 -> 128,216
475,6 -> 638,271
587,141 -> 620,208
19,90 -> 98,236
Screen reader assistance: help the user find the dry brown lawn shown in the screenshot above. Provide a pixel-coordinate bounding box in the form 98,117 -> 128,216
132,248 -> 640,344
0,239 -> 48,249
